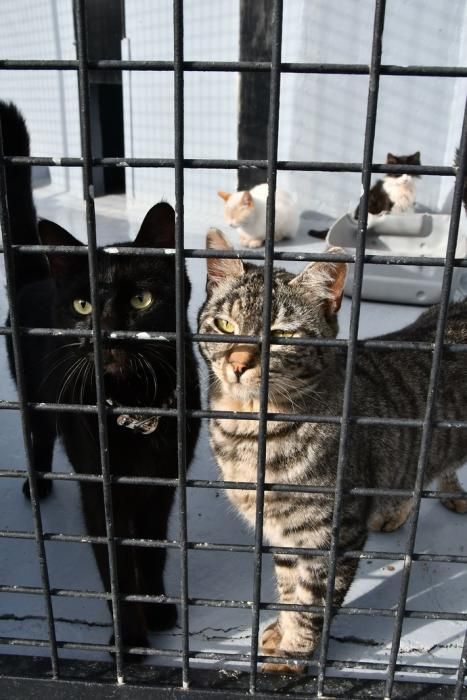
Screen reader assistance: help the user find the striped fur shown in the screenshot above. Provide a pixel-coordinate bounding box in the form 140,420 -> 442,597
198,230 -> 467,671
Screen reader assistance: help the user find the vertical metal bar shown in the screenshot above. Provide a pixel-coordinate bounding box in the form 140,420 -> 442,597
73,0 -> 124,681
248,0 -> 283,693
454,627 -> 467,699
0,130 -> 59,680
383,95 -> 467,700
316,0 -> 386,694
173,0 -> 190,688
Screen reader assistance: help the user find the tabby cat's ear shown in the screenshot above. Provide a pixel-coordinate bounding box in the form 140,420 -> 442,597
134,201 -> 175,248
205,228 -> 244,290
217,191 -> 231,202
289,247 -> 347,315
38,219 -> 84,281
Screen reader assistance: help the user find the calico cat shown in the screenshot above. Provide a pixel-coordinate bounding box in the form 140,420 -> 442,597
1,101 -> 200,656
218,184 -> 299,248
354,151 -> 421,219
198,228 -> 467,672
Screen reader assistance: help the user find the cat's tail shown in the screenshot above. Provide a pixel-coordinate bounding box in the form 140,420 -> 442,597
0,101 -> 49,292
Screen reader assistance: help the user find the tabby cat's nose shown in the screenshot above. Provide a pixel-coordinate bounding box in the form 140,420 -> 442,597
228,348 -> 256,380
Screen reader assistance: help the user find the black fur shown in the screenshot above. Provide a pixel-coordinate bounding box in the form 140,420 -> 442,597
1,101 -> 200,656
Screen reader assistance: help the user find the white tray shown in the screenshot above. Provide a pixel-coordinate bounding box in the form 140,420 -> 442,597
326,212 -> 467,305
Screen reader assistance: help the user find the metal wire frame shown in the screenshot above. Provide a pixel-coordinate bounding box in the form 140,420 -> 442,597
317,0 -> 386,691
383,74 -> 467,700
248,0 -> 283,691
0,0 -> 466,697
1,58 -> 467,77
0,69 -> 59,684
73,0 -> 125,680
172,0 -> 191,687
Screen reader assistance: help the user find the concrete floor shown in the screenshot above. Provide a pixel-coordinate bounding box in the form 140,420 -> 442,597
0,186 -> 466,685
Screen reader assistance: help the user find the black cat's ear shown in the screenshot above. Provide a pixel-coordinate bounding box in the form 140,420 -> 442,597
289,247 -> 347,315
205,228 -> 244,290
387,153 -> 398,164
134,202 -> 175,248
410,151 -> 421,163
38,219 -> 84,281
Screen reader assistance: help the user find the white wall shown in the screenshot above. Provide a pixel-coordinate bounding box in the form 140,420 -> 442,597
0,0 -> 82,196
0,0 -> 465,219
279,0 -> 467,216
123,0 -> 240,220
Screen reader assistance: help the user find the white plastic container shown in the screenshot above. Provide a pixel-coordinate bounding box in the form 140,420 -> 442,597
326,213 -> 467,305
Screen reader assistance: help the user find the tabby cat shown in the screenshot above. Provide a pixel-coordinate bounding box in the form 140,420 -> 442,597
198,228 -> 467,672
1,101 -> 200,656
354,151 -> 421,218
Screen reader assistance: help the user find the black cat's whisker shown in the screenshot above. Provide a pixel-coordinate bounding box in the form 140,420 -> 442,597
57,356 -> 88,405
137,352 -> 158,402
142,347 -> 177,383
133,353 -> 151,398
41,342 -> 82,364
38,352 -> 80,392
72,357 -> 89,403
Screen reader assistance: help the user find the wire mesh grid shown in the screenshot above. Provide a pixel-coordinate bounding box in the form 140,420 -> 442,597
0,0 -> 466,697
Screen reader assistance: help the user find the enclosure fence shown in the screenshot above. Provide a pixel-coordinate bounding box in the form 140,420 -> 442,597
0,0 -> 467,697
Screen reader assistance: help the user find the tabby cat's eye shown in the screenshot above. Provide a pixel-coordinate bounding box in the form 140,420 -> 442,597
130,291 -> 153,310
214,318 -> 235,334
73,299 -> 93,316
271,329 -> 294,338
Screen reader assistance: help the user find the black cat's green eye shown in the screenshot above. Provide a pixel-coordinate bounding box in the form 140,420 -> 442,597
73,299 -> 92,316
214,318 -> 235,334
131,291 -> 153,310
271,328 -> 294,338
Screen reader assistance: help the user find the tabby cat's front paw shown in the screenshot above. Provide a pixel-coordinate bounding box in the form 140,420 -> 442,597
261,619 -> 282,652
260,620 -> 307,674
441,496 -> 467,514
368,499 -> 412,533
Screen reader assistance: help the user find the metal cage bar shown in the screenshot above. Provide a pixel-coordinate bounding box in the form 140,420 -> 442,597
72,0 -> 125,680
317,1 -> 386,693
173,0 -> 191,688
248,0 -> 283,691
383,94 -> 467,699
0,77 -> 59,682
1,57 -> 467,78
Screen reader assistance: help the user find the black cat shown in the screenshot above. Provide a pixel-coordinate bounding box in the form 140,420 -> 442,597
1,101 -> 200,656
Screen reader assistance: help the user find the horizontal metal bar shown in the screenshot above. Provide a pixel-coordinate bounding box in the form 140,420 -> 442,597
1,584 -> 466,622
1,324 -> 466,356
2,528 -> 467,564
1,58 -> 466,77
2,468 -> 467,501
0,398 -> 466,430
0,640 -> 461,685
5,244 -> 467,271
0,154 -> 459,177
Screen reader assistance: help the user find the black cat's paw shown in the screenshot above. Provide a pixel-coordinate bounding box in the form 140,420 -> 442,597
145,602 -> 177,631
110,633 -> 149,664
22,478 -> 53,500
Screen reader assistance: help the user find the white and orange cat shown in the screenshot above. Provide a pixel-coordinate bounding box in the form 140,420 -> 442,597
218,184 -> 299,248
